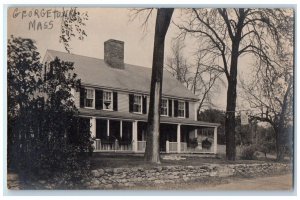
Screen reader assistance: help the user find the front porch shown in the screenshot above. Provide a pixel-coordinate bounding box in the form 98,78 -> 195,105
89,117 -> 218,154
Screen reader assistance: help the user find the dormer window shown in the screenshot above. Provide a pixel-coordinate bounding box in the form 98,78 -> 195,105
85,89 -> 94,108
161,99 -> 168,116
103,91 -> 113,110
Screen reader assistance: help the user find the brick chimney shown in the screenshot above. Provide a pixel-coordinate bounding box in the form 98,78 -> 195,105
104,39 -> 124,69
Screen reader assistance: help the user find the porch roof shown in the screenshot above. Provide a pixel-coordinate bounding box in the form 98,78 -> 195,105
78,108 -> 219,128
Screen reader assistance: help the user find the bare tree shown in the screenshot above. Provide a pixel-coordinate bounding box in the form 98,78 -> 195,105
175,8 -> 292,160
165,39 -> 223,116
240,41 -> 293,161
192,50 -> 223,115
165,39 -> 190,87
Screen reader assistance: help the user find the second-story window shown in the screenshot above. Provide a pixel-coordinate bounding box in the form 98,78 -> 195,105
178,101 -> 185,117
103,91 -> 112,110
161,99 -> 168,116
85,89 -> 94,108
133,95 -> 142,113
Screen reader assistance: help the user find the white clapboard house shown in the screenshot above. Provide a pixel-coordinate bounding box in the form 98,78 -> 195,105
42,39 -> 219,154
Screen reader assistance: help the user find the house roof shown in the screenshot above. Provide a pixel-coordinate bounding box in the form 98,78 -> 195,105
78,108 -> 219,127
45,50 -> 199,101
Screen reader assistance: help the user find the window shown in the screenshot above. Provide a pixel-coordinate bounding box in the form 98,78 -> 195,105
103,91 -> 113,110
178,101 -> 185,117
161,99 -> 168,116
85,89 -> 94,108
133,95 -> 142,113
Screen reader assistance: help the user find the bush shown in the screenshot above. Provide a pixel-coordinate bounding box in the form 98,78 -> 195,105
240,145 -> 257,160
8,56 -> 93,182
202,138 -> 212,150
189,138 -> 198,148
257,142 -> 276,157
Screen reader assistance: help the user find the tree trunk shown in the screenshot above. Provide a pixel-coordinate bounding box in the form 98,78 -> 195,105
225,42 -> 239,161
223,9 -> 246,161
274,76 -> 291,161
275,130 -> 285,161
144,8 -> 174,163
275,124 -> 286,161
225,88 -> 236,161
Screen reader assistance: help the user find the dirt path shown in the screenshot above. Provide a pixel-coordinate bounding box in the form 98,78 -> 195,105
129,173 -> 293,191
196,174 -> 293,191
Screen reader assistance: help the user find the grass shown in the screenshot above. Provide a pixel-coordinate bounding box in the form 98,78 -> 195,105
89,152 -> 282,169
89,145 -> 292,169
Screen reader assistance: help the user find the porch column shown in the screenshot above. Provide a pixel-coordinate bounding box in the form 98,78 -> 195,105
177,124 -> 181,153
107,119 -> 110,137
132,121 -> 138,152
90,117 -> 96,138
166,140 -> 170,153
213,126 -> 218,154
120,120 -> 123,139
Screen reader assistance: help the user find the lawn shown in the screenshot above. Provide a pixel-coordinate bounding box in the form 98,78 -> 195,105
89,153 -> 280,169
89,145 -> 292,169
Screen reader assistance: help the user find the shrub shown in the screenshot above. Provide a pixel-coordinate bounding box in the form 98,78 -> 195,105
202,138 -> 212,150
257,142 -> 276,157
189,138 -> 198,148
240,145 -> 257,160
8,54 -> 93,182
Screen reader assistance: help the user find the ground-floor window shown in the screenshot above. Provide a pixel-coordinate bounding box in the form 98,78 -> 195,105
96,119 -> 107,140
110,120 -> 120,140
137,122 -> 147,141
121,121 -> 132,143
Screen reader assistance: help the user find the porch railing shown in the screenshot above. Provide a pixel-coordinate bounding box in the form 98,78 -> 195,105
93,138 -> 214,153
169,142 -> 178,152
137,141 -> 146,152
181,142 -> 187,152
93,139 -> 132,151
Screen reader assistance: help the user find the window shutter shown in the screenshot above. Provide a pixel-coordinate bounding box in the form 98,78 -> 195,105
113,92 -> 118,111
174,100 -> 178,117
185,101 -> 189,118
44,63 -> 47,81
142,96 -> 147,114
80,87 -> 85,108
168,99 -> 172,117
129,94 -> 134,112
49,62 -> 54,79
95,90 -> 103,110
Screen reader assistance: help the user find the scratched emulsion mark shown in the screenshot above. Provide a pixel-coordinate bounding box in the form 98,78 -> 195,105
11,8 -> 82,31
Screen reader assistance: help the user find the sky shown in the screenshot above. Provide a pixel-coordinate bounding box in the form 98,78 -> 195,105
7,7 -> 261,111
